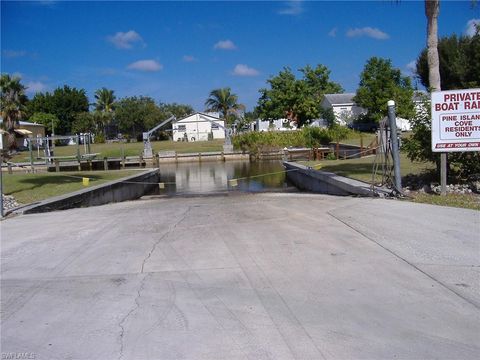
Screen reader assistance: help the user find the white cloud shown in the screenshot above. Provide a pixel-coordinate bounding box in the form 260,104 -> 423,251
346,27 -> 389,40
465,19 -> 480,37
328,27 -> 337,37
107,30 -> 144,49
25,81 -> 47,94
2,50 -> 27,58
127,60 -> 163,72
214,40 -> 237,50
182,55 -> 197,62
406,60 -> 417,74
278,1 -> 304,16
232,64 -> 259,77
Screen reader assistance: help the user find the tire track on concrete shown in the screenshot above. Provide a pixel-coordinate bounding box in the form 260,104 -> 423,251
216,224 -> 327,360
149,205 -> 270,359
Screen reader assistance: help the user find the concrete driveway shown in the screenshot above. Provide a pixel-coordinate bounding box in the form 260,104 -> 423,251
1,194 -> 479,359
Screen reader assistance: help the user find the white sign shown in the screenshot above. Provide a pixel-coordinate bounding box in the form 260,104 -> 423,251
431,88 -> 480,152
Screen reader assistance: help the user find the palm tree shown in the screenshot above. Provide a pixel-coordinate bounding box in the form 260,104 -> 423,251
425,0 -> 441,91
94,87 -> 116,113
94,87 -> 116,136
204,88 -> 244,124
0,74 -> 28,152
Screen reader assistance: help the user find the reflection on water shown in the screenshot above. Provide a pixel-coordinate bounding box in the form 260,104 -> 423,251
154,160 -> 294,195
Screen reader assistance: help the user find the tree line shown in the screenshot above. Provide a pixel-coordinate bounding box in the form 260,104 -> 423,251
1,28 -> 478,152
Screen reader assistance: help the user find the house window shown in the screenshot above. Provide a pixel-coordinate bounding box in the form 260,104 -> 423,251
177,125 -> 186,131
211,123 -> 219,130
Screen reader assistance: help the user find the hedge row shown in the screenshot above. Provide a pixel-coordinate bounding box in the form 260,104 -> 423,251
233,127 -> 351,154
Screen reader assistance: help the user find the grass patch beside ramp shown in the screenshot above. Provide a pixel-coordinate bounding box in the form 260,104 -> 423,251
3,170 -> 140,205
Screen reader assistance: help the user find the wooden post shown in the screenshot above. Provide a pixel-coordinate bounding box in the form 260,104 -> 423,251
139,155 -> 143,168
88,160 -> 92,171
121,156 -> 125,169
104,157 -> 109,171
55,160 -> 60,173
155,154 -> 159,168
336,141 -> 339,160
7,163 -> 13,174
343,151 -> 346,160
360,135 -> 364,158
441,153 -> 447,196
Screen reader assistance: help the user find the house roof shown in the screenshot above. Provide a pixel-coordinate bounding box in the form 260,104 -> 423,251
323,93 -> 356,106
174,112 -> 222,123
0,118 -> 45,127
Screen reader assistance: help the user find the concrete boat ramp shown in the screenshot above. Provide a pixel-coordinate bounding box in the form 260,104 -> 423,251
1,193 -> 479,359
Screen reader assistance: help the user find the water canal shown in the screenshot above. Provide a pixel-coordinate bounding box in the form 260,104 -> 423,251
151,160 -> 297,196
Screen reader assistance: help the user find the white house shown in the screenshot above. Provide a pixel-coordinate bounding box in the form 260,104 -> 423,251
252,118 -> 297,132
172,112 -> 225,142
321,93 -> 367,126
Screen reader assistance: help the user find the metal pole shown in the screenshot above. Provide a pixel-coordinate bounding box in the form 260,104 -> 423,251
387,100 -> 402,192
28,138 -> 34,172
51,118 -> 55,154
0,153 -> 3,218
76,135 -> 80,161
440,153 -> 447,195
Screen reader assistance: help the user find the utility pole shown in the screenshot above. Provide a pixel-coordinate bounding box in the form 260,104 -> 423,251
387,100 -> 402,193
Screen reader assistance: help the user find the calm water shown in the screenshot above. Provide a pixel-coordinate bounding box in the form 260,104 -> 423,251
151,160 -> 296,195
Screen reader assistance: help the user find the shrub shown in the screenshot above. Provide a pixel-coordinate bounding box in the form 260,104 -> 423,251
325,153 -> 337,160
95,133 -> 106,143
301,127 -> 332,147
233,127 -> 339,154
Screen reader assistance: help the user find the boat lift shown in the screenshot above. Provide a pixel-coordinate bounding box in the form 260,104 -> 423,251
26,133 -> 97,166
142,115 -> 176,158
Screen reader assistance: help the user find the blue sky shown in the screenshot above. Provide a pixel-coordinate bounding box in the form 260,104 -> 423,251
1,0 -> 479,111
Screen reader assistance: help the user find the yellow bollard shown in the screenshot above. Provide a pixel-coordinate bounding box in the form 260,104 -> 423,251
82,177 -> 90,186
158,182 -> 165,189
228,179 -> 238,187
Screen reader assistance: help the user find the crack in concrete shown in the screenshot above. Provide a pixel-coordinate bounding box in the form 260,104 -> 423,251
140,206 -> 192,274
117,273 -> 150,360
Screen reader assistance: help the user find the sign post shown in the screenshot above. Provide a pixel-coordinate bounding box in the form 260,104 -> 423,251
431,88 -> 480,195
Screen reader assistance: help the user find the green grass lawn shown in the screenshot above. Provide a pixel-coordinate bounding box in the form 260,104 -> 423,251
9,139 -> 226,163
412,193 -> 479,211
3,170 -> 139,205
304,152 -> 436,183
